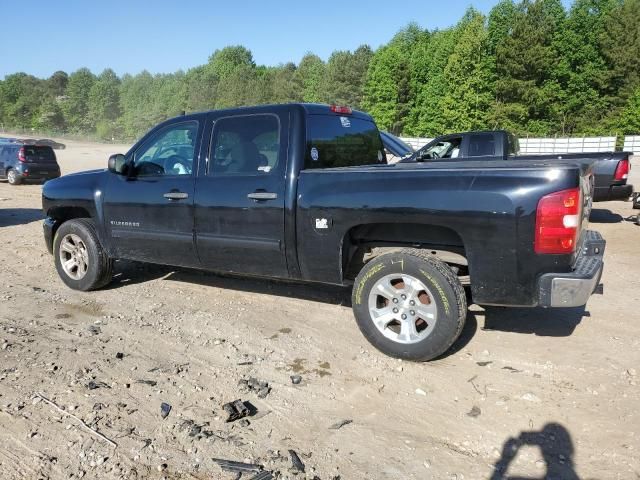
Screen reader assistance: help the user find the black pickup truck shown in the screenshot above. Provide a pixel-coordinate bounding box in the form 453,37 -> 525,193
408,130 -> 632,202
42,104 -> 605,361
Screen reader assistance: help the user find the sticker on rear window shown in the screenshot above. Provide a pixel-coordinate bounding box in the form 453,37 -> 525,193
340,116 -> 351,128
311,147 -> 319,162
378,150 -> 383,162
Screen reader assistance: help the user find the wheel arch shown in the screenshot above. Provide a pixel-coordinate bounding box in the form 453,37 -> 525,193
45,206 -> 94,252
341,222 -> 469,283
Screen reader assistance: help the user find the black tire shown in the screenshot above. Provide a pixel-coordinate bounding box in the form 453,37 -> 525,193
351,248 -> 467,361
7,169 -> 20,185
53,218 -> 113,291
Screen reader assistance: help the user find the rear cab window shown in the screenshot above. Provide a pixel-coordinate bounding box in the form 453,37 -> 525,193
304,114 -> 385,169
467,134 -> 496,157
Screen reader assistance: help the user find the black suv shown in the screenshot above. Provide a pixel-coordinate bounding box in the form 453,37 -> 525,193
0,144 -> 61,185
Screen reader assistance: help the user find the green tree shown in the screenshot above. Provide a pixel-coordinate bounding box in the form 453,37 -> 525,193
405,28 -> 457,136
617,86 -> 640,133
321,45 -> 373,108
184,65 -> 218,112
600,0 -> 640,119
118,71 -> 156,139
208,46 -> 255,79
268,63 -> 302,103
62,68 -> 96,132
34,97 -> 65,131
88,69 -> 121,131
440,9 -> 493,131
553,0 -> 616,133
47,71 -> 69,97
491,0 -> 566,135
363,24 -> 423,133
295,53 -> 325,103
0,73 -> 46,129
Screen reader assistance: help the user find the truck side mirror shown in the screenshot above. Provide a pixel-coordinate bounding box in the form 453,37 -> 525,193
108,154 -> 127,174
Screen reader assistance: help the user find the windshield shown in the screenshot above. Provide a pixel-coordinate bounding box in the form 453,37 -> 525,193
305,114 -> 385,169
418,137 -> 462,160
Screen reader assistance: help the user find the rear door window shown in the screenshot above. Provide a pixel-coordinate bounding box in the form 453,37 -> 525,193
24,146 -> 56,163
209,114 -> 280,176
305,114 -> 385,169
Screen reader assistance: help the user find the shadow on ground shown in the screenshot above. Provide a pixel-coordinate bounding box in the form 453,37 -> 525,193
589,208 -> 623,223
489,422 -> 580,480
108,260 -> 480,358
0,208 -> 43,227
108,260 -> 352,306
479,305 -> 586,337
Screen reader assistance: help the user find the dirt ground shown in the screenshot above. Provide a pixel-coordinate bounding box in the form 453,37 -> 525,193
0,136 -> 639,480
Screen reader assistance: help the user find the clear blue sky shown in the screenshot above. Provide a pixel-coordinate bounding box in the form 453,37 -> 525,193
0,0 -> 572,79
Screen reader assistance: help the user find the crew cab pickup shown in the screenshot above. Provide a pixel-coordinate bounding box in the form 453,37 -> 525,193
408,130 -> 633,202
42,104 -> 605,361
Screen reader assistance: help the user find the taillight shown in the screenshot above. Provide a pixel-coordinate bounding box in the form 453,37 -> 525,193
330,104 -> 352,115
17,147 -> 26,162
614,158 -> 629,180
535,188 -> 582,254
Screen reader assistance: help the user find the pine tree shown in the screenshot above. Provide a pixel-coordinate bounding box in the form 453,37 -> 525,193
492,0 -> 566,135
321,45 -> 373,109
440,8 -> 493,132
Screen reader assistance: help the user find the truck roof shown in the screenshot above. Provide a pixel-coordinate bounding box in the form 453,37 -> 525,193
177,103 -> 375,123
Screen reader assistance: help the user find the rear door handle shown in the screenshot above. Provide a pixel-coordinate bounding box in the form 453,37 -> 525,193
163,191 -> 189,200
247,192 -> 278,200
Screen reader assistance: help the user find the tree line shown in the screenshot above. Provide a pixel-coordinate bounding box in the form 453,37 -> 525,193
0,0 -> 638,142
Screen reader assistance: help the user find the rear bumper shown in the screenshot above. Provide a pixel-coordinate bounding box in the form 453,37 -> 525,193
593,184 -> 633,202
15,164 -> 60,181
537,230 -> 605,308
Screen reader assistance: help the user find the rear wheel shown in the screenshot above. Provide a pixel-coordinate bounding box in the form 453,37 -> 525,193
7,169 -> 20,185
53,219 -> 113,291
351,249 -> 467,361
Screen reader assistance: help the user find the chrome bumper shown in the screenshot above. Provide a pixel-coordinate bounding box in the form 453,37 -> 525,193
538,230 -> 605,308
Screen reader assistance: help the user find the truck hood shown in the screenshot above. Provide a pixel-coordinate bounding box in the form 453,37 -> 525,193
60,168 -> 107,178
42,169 -> 108,215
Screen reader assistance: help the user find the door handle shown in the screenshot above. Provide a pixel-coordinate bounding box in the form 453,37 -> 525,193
163,191 -> 189,200
247,192 -> 278,200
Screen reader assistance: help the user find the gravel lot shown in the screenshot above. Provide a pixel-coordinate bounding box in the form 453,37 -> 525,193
0,137 -> 638,479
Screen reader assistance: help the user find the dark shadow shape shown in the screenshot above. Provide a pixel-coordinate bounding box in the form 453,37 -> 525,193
490,423 -> 580,480
105,260 -> 173,289
108,260 -> 477,358
589,208 -> 622,223
481,305 -> 585,337
0,208 -> 43,227
243,400 -> 259,417
105,260 -> 352,306
167,269 -> 352,306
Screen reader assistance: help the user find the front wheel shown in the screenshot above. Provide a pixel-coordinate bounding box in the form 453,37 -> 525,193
53,219 -> 113,291
351,249 -> 467,361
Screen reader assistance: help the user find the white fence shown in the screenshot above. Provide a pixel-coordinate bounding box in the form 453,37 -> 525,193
399,135 -> 640,155
624,136 -> 640,156
519,137 -> 616,154
400,137 -> 433,150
